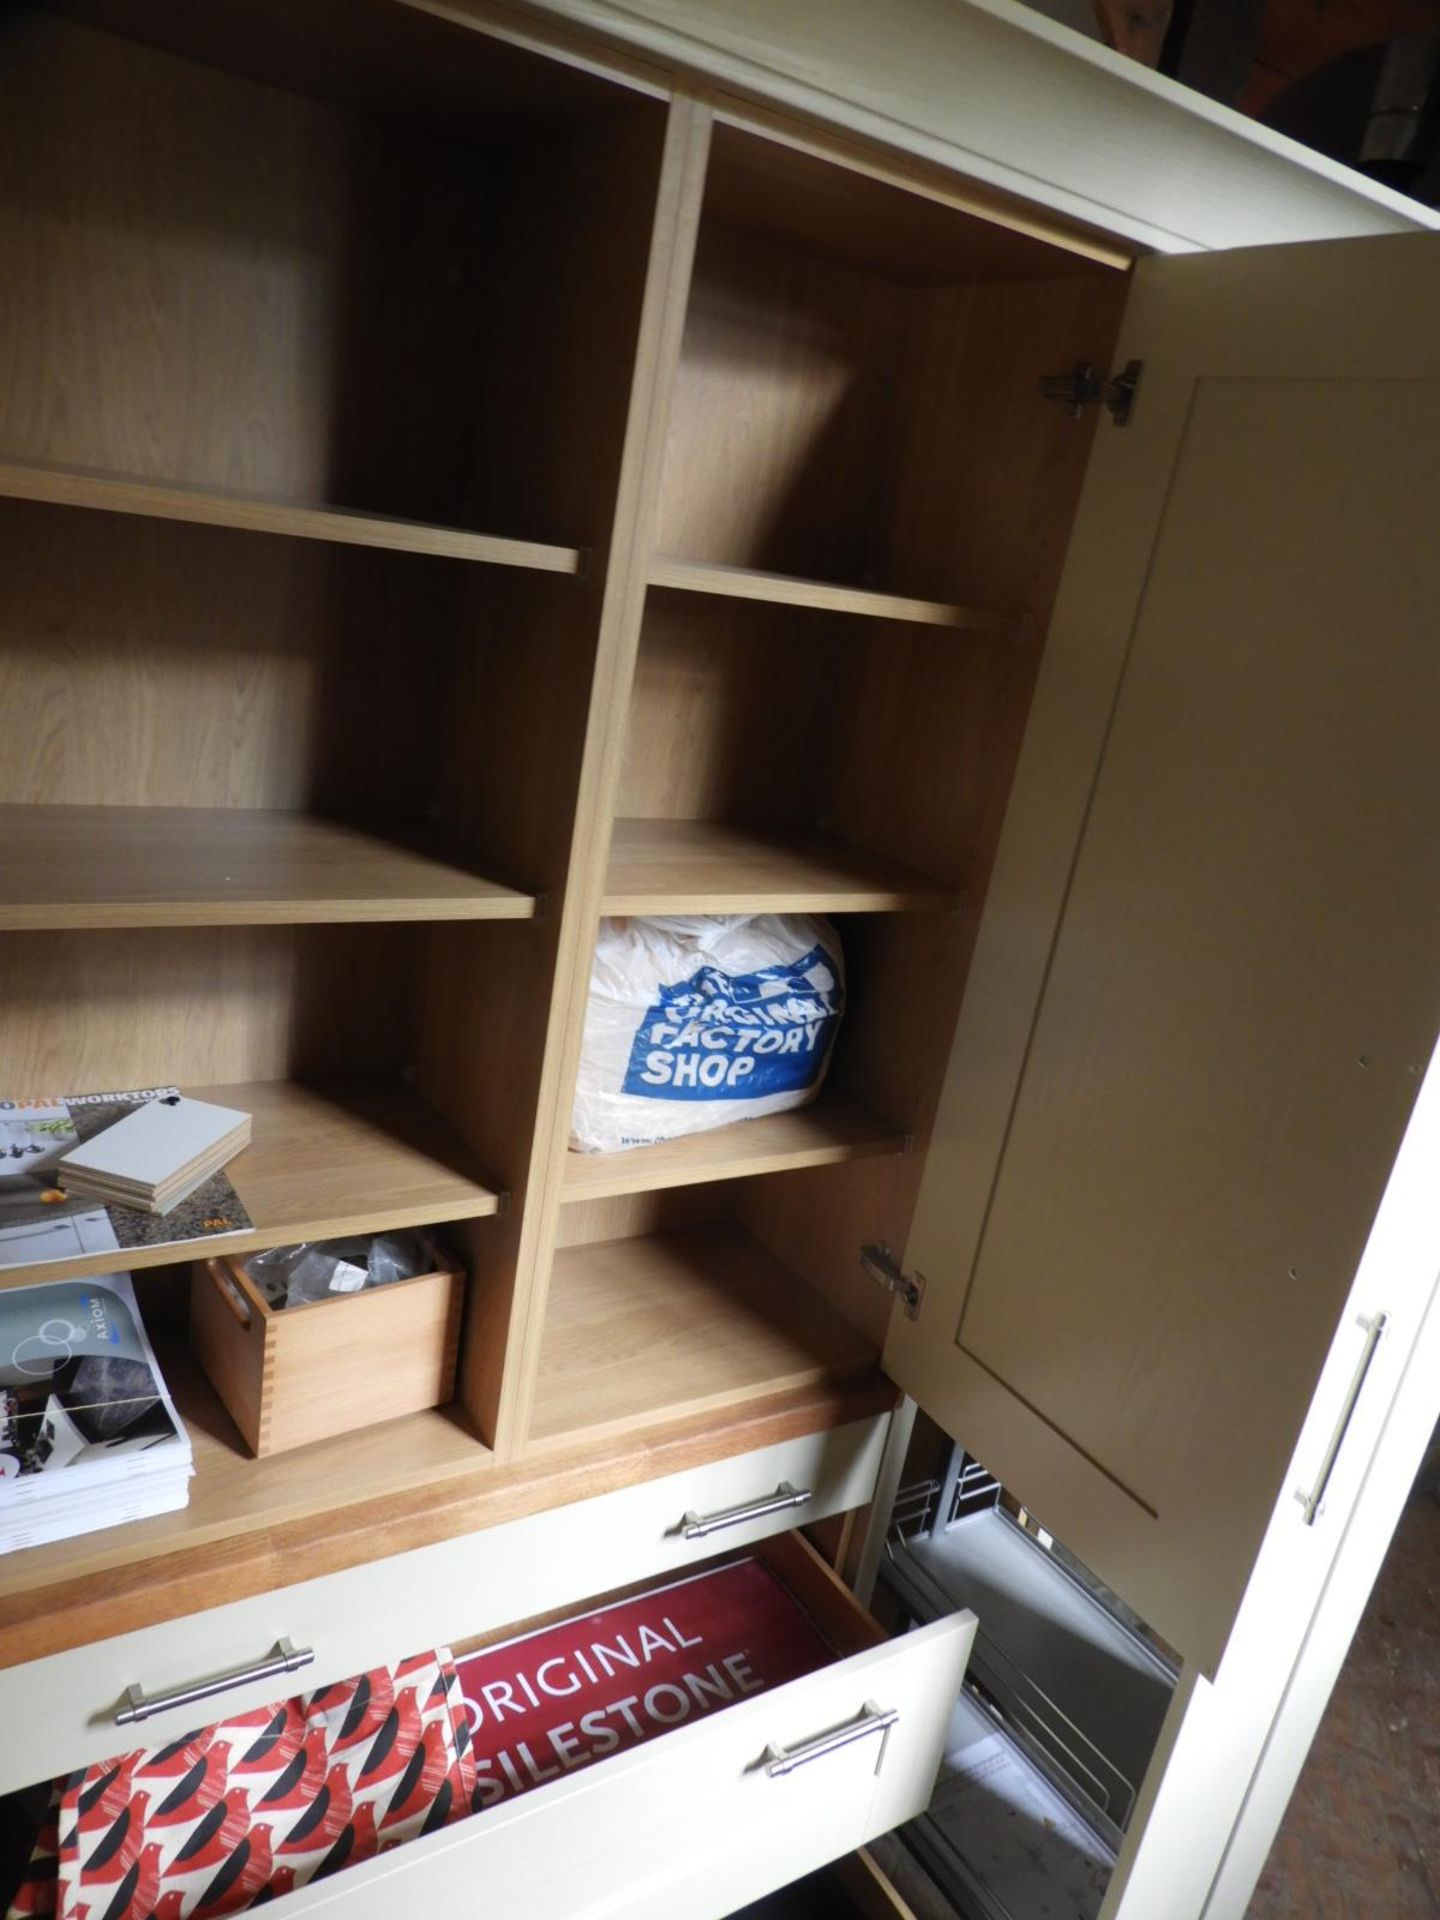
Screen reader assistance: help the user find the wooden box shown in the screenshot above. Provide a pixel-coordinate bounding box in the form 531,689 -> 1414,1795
190,1253 -> 465,1457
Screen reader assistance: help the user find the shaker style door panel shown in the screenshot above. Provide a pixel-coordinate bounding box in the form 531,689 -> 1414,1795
886,232 -> 1440,1674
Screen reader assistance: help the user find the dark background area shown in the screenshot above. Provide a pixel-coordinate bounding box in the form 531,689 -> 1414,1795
1038,0 -> 1440,203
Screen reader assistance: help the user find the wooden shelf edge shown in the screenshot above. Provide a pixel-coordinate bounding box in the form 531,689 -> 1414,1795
4,899 -> 537,932
650,553 -> 1017,631
531,1224 -> 881,1451
600,884 -> 954,914
602,820 -> 959,917
527,1355 -> 880,1456
562,1096 -> 911,1201
0,805 -> 540,932
0,1372 -> 899,1668
0,1193 -> 506,1293
0,457 -> 585,577
0,1080 -> 506,1293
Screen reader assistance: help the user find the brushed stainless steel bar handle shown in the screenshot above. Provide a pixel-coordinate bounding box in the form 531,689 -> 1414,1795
681,1481 -> 811,1540
765,1701 -> 898,1778
115,1637 -> 314,1726
1296,1310 -> 1389,1526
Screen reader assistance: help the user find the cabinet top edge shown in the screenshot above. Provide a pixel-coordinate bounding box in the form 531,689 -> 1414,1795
509,0 -> 1440,255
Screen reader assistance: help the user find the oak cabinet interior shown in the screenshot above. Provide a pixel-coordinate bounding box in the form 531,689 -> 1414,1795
0,0 -> 1133,1817
0,0 -> 650,535
0,0 -> 1129,1540
4,6 -> 1436,1920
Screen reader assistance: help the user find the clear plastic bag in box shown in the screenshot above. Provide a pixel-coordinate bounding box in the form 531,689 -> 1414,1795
243,1230 -> 435,1309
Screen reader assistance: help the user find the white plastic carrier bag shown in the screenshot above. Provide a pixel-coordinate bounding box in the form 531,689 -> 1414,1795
569,914 -> 846,1154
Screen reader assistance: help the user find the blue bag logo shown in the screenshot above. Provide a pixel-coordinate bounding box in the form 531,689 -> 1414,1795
622,943 -> 843,1101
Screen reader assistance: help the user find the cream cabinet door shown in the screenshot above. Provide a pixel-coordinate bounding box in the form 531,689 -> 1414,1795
884,231 -> 1440,1677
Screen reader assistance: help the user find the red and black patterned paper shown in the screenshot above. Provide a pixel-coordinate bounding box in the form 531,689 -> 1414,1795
8,1558 -> 836,1919
6,1650 -> 472,1920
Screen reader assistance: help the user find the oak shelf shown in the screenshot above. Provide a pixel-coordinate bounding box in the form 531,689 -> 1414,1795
0,1344 -> 492,1614
0,1080 -> 504,1290
530,1223 -> 878,1447
562,1093 -> 911,1202
0,458 -> 585,576
602,819 -> 958,915
649,554 -> 1016,631
0,806 -> 539,930
0,1366 -> 899,1666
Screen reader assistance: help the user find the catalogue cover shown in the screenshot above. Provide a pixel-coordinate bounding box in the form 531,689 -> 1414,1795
0,1271 -> 193,1551
0,1087 -> 252,1275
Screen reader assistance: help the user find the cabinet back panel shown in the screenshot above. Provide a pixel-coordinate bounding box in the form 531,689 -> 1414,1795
737,916 -> 975,1347
0,501 -> 454,813
657,139 -> 1129,594
39,0 -> 636,146
702,121 -> 1125,290
882,275 -> 1132,608
731,281 -> 1127,1340
0,925 -> 416,1090
737,1155 -> 903,1349
462,109 -> 673,549
0,10 -> 658,532
827,632 -> 1013,890
619,598 -> 1022,879
655,224 -> 909,581
619,594 -> 852,825
824,915 -> 974,1129
554,1183 -> 743,1250
0,12 -> 482,517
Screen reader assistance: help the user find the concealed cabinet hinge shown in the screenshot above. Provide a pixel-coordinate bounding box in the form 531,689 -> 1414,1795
860,1243 -> 925,1320
1039,358 -> 1144,426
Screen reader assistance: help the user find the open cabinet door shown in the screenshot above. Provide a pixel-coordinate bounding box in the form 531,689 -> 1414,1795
883,231 -> 1440,1678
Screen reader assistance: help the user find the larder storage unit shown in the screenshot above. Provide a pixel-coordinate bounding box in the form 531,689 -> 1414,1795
873,1439 -> 1180,1918
1,4 -> 1438,1919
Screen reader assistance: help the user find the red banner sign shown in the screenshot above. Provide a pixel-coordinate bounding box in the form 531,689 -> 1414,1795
453,1558 -> 833,1808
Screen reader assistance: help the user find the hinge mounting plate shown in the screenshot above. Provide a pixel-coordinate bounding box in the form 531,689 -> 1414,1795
1039,358 -> 1143,426
860,1242 -> 925,1320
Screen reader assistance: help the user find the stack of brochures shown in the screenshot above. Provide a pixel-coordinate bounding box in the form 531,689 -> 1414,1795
0,1273 -> 193,1553
0,1086 -> 255,1278
58,1095 -> 252,1216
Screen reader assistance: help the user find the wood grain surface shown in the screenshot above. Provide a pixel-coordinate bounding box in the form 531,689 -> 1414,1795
602,819 -> 955,914
0,806 -> 539,929
531,1222 -> 878,1446
0,1079 -> 504,1290
0,458 -> 583,570
649,555 -> 1013,630
0,1361 -> 897,1666
562,1093 -> 909,1200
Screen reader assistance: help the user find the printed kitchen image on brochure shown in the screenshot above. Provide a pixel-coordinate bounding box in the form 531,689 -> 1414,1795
0,1273 -> 191,1506
0,1088 -> 252,1274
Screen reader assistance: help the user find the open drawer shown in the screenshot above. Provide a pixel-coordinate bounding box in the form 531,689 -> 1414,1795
1,1535 -> 974,1920
267,1534 -> 975,1920
0,1412 -> 889,1796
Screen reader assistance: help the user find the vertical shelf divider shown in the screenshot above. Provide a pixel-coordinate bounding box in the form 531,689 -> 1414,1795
486,93 -> 717,1460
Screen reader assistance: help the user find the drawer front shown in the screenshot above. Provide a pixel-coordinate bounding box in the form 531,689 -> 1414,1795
261,1607 -> 977,1920
0,1413 -> 888,1793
